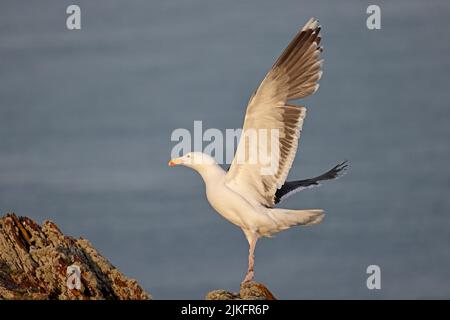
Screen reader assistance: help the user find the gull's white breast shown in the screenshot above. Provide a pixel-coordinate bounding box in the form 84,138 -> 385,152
205,176 -> 270,232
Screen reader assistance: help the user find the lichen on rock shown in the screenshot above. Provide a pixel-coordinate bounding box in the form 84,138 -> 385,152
205,281 -> 277,300
0,213 -> 151,300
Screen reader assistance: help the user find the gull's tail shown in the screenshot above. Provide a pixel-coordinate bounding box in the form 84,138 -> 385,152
263,208 -> 324,235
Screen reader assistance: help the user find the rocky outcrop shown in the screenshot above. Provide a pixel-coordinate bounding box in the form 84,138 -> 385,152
0,213 -> 279,300
0,213 -> 151,300
206,281 -> 277,300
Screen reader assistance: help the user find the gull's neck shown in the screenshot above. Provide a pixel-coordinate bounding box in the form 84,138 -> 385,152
195,163 -> 226,185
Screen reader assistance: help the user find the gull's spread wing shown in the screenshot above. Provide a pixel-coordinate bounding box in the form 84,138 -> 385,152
225,18 -> 323,208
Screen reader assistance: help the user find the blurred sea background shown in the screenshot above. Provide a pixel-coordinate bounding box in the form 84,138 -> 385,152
1,0 -> 449,299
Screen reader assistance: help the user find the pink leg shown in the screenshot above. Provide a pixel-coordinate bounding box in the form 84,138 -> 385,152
243,236 -> 257,282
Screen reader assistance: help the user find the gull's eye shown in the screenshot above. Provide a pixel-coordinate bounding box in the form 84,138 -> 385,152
187,154 -> 191,158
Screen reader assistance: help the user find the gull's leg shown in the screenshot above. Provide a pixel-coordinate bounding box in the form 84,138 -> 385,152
243,235 -> 257,283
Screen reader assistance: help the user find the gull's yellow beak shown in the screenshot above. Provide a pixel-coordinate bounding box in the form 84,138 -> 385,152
168,158 -> 182,167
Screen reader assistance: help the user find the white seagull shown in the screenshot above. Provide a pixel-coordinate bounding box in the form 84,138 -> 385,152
168,18 -> 347,283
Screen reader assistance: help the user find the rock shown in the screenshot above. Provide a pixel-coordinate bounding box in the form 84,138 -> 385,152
0,213 -> 151,300
205,289 -> 241,300
205,281 -> 277,300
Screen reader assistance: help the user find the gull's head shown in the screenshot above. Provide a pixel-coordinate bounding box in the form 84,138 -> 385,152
168,152 -> 217,170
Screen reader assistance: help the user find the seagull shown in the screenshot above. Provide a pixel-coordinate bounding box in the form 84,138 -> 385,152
168,18 -> 347,283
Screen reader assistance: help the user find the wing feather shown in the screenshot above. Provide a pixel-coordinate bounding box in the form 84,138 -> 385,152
225,18 -> 323,208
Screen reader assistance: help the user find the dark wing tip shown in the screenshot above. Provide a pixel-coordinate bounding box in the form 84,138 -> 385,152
331,160 -> 349,178
316,161 -> 349,180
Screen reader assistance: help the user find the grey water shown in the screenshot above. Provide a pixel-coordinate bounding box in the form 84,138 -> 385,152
1,0 -> 450,299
